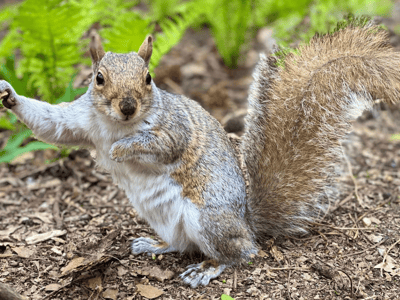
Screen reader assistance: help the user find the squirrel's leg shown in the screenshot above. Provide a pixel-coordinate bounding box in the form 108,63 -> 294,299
109,131 -> 180,164
131,237 -> 176,255
180,260 -> 227,288
0,80 -> 93,146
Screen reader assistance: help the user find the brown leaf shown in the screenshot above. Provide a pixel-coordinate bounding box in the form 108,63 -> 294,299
137,266 -> 174,283
44,283 -> 62,291
25,230 -> 67,245
136,284 -> 163,299
102,288 -> 118,300
61,257 -> 85,275
86,277 -> 102,290
270,245 -> 284,262
12,246 -> 36,258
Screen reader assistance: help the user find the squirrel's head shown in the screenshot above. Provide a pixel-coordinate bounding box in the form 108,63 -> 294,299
89,33 -> 154,123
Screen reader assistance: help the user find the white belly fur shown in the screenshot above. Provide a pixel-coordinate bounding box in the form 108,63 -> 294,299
96,148 -> 202,252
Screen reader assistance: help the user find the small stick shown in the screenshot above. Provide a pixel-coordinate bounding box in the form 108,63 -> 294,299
380,238 -> 400,277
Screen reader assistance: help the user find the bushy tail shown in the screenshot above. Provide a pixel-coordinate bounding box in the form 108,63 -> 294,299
241,23 -> 400,237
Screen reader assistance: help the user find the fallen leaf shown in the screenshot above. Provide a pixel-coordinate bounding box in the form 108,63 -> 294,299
12,246 -> 36,258
117,266 -> 128,277
102,288 -> 118,300
61,257 -> 85,275
136,284 -> 163,299
137,266 -> 174,282
374,256 -> 397,273
44,283 -> 62,291
257,250 -> 268,258
26,230 -> 67,244
86,276 -> 102,290
270,245 -> 284,262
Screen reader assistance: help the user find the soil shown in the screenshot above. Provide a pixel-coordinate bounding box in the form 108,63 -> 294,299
1,4 -> 400,300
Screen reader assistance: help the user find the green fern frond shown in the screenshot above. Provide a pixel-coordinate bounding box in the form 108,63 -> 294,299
15,0 -> 83,102
101,11 -> 153,53
151,4 -> 205,72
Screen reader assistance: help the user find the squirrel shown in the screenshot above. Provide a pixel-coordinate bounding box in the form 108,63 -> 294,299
1,22 -> 400,288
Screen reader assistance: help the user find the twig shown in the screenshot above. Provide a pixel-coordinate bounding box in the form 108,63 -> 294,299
342,147 -> 363,206
380,238 -> 400,277
342,239 -> 386,257
330,192 -> 354,213
338,269 -> 353,299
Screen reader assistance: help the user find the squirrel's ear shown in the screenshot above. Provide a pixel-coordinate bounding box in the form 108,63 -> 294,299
89,31 -> 105,70
138,35 -> 153,66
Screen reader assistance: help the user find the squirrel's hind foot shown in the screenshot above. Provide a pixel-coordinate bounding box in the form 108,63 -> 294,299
180,260 -> 227,288
131,237 -> 176,255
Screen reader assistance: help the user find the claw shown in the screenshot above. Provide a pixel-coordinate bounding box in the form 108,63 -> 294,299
179,261 -> 227,288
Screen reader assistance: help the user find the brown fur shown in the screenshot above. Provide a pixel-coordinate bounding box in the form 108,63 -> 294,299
241,24 -> 400,237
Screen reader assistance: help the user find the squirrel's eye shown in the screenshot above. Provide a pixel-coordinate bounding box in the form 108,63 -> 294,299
96,72 -> 105,85
146,72 -> 151,85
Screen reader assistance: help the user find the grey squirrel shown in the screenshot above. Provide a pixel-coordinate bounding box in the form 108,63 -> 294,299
1,22 -> 400,288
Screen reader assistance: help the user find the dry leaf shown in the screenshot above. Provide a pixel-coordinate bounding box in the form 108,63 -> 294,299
61,257 -> 85,275
374,256 -> 397,273
137,267 -> 174,283
270,245 -> 284,262
12,246 -> 36,258
26,230 -> 67,245
102,288 -> 118,300
136,284 -> 163,299
86,276 -> 102,290
117,266 -> 128,277
257,250 -> 268,258
44,283 -> 62,291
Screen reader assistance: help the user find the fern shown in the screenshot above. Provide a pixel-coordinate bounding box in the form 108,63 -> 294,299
101,11 -> 153,53
203,0 -> 252,67
14,0 -> 84,102
151,3 -> 205,72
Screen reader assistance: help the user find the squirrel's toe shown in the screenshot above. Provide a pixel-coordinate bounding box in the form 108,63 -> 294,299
180,261 -> 227,288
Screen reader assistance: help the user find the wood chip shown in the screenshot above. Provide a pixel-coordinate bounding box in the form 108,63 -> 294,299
102,288 -> 118,300
25,230 -> 67,245
136,284 -> 163,299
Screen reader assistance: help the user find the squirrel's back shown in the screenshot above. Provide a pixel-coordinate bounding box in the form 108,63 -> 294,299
241,22 -> 400,237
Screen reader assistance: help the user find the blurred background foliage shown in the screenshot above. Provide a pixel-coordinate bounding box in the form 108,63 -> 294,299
0,0 -> 394,162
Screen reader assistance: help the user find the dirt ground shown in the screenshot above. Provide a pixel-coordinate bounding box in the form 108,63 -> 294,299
1,5 -> 400,300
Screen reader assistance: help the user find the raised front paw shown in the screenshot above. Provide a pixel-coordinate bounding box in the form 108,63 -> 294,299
0,80 -> 17,109
180,261 -> 227,288
109,143 -> 126,162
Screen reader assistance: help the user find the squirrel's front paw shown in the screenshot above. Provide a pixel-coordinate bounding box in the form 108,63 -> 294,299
109,144 -> 126,162
0,81 -> 17,109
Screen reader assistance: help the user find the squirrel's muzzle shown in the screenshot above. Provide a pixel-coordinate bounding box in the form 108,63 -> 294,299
119,97 -> 137,116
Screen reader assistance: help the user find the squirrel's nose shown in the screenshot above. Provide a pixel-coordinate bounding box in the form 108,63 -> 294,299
119,98 -> 137,116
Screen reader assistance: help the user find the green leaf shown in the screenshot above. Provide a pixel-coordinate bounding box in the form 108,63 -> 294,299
0,141 -> 57,164
0,115 -> 16,130
2,129 -> 32,151
55,74 -> 88,104
101,12 -> 154,54
390,134 -> 400,141
221,294 -> 235,300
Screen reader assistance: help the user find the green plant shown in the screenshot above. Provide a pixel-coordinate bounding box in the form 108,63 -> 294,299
221,294 -> 235,300
0,129 -> 58,163
151,3 -> 205,72
101,11 -> 154,54
203,0 -> 252,67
